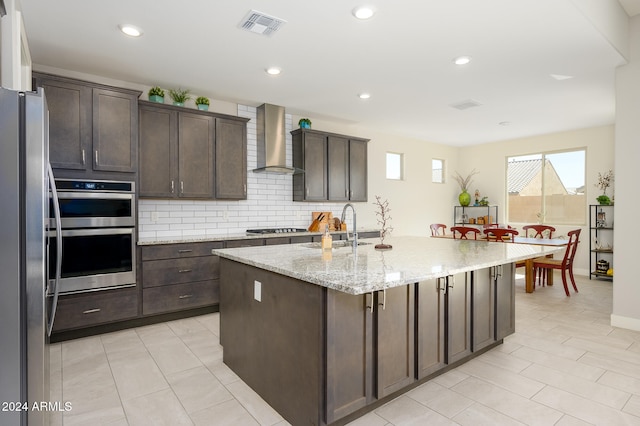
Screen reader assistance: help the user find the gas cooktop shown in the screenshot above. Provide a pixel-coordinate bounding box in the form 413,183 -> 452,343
246,228 -> 308,235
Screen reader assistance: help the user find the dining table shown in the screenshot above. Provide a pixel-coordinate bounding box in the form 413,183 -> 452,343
432,234 -> 568,293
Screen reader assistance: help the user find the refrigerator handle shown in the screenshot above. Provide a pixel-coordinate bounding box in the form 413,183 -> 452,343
47,164 -> 62,337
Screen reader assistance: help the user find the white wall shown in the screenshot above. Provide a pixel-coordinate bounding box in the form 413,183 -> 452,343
456,125 -> 615,276
612,14 -> 640,331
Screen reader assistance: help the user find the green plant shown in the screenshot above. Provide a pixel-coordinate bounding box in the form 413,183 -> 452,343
479,196 -> 489,206
168,88 -> 190,103
148,86 -> 165,97
298,118 -> 311,127
596,194 -> 611,205
195,96 -> 210,106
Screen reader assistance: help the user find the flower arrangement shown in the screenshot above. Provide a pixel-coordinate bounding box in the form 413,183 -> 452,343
373,195 -> 393,249
452,169 -> 479,192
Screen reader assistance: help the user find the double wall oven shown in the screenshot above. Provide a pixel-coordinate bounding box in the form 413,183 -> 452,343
49,179 -> 136,294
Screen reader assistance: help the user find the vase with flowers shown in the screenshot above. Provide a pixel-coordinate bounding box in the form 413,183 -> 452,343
453,169 -> 479,206
595,170 -> 614,205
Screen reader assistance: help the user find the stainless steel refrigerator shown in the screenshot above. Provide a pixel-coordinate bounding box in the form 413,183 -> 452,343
0,87 -> 61,426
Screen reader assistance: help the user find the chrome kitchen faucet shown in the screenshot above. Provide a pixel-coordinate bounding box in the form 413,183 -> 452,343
340,203 -> 358,250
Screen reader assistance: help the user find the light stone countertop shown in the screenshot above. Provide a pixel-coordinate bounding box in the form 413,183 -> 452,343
212,235 -> 564,295
137,229 -> 379,246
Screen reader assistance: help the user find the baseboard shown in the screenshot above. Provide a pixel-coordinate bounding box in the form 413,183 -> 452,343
611,314 -> 640,332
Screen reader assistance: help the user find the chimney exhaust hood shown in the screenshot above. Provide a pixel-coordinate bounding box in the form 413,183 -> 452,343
253,103 -> 302,174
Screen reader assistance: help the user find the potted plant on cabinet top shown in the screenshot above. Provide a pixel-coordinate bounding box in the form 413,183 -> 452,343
298,118 -> 311,129
168,88 -> 190,107
195,96 -> 210,111
595,169 -> 614,205
148,86 -> 165,103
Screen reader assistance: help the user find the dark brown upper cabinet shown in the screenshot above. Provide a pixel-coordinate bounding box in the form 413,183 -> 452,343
138,101 -> 248,200
33,73 -> 140,178
292,128 -> 369,202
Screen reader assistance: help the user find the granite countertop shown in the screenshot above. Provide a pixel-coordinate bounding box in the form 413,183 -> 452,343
137,229 -> 378,246
212,236 -> 564,295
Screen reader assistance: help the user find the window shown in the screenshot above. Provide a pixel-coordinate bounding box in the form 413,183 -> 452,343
432,159 -> 444,183
386,152 -> 403,180
506,149 -> 585,225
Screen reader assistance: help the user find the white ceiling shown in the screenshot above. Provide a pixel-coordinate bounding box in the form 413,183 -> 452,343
19,0 -> 638,146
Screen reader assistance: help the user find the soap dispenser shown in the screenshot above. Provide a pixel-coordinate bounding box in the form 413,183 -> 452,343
321,225 -> 332,250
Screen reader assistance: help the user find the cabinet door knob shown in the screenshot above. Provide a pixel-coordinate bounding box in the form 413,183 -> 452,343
181,181 -> 184,194
95,150 -> 99,165
365,291 -> 375,313
82,308 -> 101,314
177,249 -> 193,254
377,289 -> 386,310
81,149 -> 86,165
178,269 -> 192,273
171,181 -> 175,193
178,294 -> 193,299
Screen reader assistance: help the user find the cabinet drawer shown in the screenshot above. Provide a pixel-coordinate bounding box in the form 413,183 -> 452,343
142,256 -> 219,288
52,287 -> 138,331
265,237 -> 290,246
141,241 -> 223,260
225,239 -> 264,248
143,280 -> 219,316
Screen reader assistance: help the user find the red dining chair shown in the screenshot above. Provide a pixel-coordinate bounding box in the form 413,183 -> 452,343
483,227 -> 519,242
430,223 -> 447,236
451,226 -> 481,240
533,229 -> 581,296
522,224 -> 555,239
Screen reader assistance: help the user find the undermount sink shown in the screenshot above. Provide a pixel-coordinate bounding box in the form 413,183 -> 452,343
303,241 -> 371,249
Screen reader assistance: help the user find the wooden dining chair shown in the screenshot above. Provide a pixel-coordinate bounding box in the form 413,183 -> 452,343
451,226 -> 481,240
430,223 -> 447,236
522,224 -> 556,239
533,229 -> 581,296
483,227 -> 519,242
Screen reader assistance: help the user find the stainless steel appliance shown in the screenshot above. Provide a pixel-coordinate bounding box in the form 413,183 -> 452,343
50,179 -> 136,294
246,227 -> 308,235
0,87 -> 57,426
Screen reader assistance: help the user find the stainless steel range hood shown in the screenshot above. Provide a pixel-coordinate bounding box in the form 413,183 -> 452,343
253,103 -> 302,174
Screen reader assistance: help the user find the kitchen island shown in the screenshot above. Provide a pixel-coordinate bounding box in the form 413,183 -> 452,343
213,236 -> 562,425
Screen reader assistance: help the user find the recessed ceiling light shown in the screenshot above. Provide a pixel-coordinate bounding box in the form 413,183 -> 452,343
266,67 -> 282,75
453,56 -> 471,65
550,74 -> 574,81
352,6 -> 375,20
119,24 -> 143,37
358,93 -> 371,99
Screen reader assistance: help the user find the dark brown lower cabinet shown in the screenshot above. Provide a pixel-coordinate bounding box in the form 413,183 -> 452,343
416,278 -> 446,378
472,264 -> 516,351
52,287 -> 138,332
326,286 -> 415,423
446,272 -> 472,364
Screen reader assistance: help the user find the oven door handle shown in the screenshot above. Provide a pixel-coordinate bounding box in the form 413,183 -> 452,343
49,227 -> 135,237
55,192 -> 134,200
47,164 -> 62,337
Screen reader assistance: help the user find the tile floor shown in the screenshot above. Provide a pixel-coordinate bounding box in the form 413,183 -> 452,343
49,274 -> 640,426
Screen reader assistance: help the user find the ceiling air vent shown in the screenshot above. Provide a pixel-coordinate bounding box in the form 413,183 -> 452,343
239,10 -> 287,36
450,99 -> 483,110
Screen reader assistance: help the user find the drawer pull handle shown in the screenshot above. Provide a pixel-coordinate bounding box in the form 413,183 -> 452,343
178,269 -> 192,273
178,294 -> 193,299
177,249 -> 193,253
82,308 -> 101,314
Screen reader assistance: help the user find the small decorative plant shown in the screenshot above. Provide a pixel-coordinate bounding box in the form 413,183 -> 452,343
373,195 -> 393,250
298,118 -> 311,129
195,96 -> 210,111
452,169 -> 478,206
168,88 -> 190,106
452,169 -> 479,192
148,86 -> 165,103
478,196 -> 489,206
594,170 -> 614,205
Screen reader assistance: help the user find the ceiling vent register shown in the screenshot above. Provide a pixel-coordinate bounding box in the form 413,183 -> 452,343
450,99 -> 483,110
239,10 -> 287,36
